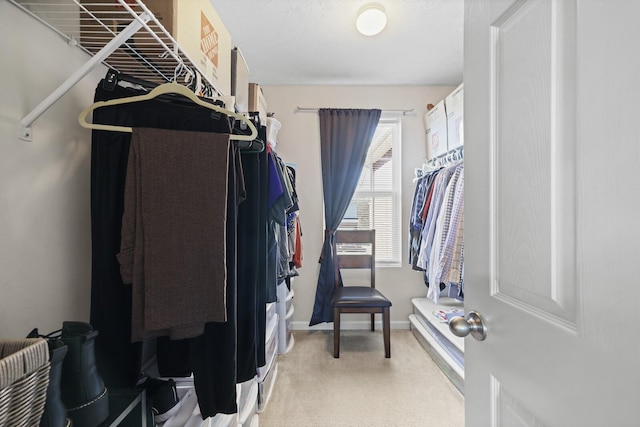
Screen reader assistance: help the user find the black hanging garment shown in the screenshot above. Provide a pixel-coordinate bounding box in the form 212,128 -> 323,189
256,126 -> 269,368
237,123 -> 270,374
189,142 -> 243,416
89,78 -> 235,407
236,150 -> 258,382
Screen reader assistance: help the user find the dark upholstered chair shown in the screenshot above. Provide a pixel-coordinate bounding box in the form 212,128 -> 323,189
331,230 -> 392,358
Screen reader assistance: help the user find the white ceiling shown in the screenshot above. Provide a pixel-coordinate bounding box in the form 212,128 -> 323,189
211,0 -> 464,86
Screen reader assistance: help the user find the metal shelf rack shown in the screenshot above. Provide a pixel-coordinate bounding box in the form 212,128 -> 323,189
9,0 -> 221,141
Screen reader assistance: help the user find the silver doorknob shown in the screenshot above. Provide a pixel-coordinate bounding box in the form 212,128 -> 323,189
449,311 -> 487,341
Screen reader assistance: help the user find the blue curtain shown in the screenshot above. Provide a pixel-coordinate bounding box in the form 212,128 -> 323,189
309,108 -> 381,326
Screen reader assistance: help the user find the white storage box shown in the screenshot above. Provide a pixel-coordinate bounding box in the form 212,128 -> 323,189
445,83 -> 464,149
285,305 -> 295,353
231,47 -> 250,112
424,100 -> 448,160
208,411 -> 236,427
265,302 -> 276,327
236,378 -> 258,425
285,288 -> 294,314
244,413 -> 259,427
276,282 -> 295,354
257,361 -> 278,413
257,312 -> 279,380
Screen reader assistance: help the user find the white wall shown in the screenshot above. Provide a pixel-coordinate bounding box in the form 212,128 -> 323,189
262,85 -> 456,329
0,3 -> 106,338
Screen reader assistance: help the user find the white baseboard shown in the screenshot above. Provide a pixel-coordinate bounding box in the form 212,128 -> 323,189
291,320 -> 410,331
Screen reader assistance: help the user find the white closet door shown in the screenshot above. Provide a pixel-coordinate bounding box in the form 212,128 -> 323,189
464,0 -> 640,425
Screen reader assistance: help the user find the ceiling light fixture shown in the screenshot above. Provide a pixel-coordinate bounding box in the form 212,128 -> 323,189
356,3 -> 387,36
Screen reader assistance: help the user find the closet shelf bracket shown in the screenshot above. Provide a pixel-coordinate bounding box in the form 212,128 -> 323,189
18,14 -> 149,142
12,0 -> 223,142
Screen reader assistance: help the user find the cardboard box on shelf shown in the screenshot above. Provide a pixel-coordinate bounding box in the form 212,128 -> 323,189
80,0 -> 231,95
248,83 -> 268,121
445,83 -> 464,150
139,0 -> 232,95
424,100 -> 448,160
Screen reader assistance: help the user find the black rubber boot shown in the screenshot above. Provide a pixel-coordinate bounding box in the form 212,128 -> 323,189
60,321 -> 109,427
43,341 -> 72,427
27,328 -> 72,427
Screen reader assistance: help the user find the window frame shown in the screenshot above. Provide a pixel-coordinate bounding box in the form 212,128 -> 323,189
338,116 -> 402,267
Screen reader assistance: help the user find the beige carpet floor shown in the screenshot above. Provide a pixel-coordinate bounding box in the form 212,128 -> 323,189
259,330 -> 464,427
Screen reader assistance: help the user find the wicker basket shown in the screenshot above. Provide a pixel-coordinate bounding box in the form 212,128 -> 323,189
0,338 -> 50,426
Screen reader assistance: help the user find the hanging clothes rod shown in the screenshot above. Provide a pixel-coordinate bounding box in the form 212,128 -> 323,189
295,106 -> 415,116
427,146 -> 464,166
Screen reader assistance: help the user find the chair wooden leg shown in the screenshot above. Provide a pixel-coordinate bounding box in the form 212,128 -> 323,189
333,307 -> 340,358
370,313 -> 375,331
383,307 -> 391,358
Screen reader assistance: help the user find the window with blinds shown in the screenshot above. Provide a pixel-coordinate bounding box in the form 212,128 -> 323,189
339,117 -> 402,266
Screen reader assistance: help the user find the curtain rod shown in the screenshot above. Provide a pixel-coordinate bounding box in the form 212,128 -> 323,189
295,106 -> 415,116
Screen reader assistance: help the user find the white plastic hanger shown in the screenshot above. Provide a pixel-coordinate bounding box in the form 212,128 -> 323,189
78,81 -> 258,141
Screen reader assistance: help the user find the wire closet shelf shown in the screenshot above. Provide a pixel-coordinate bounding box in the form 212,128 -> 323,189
9,0 -> 221,141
